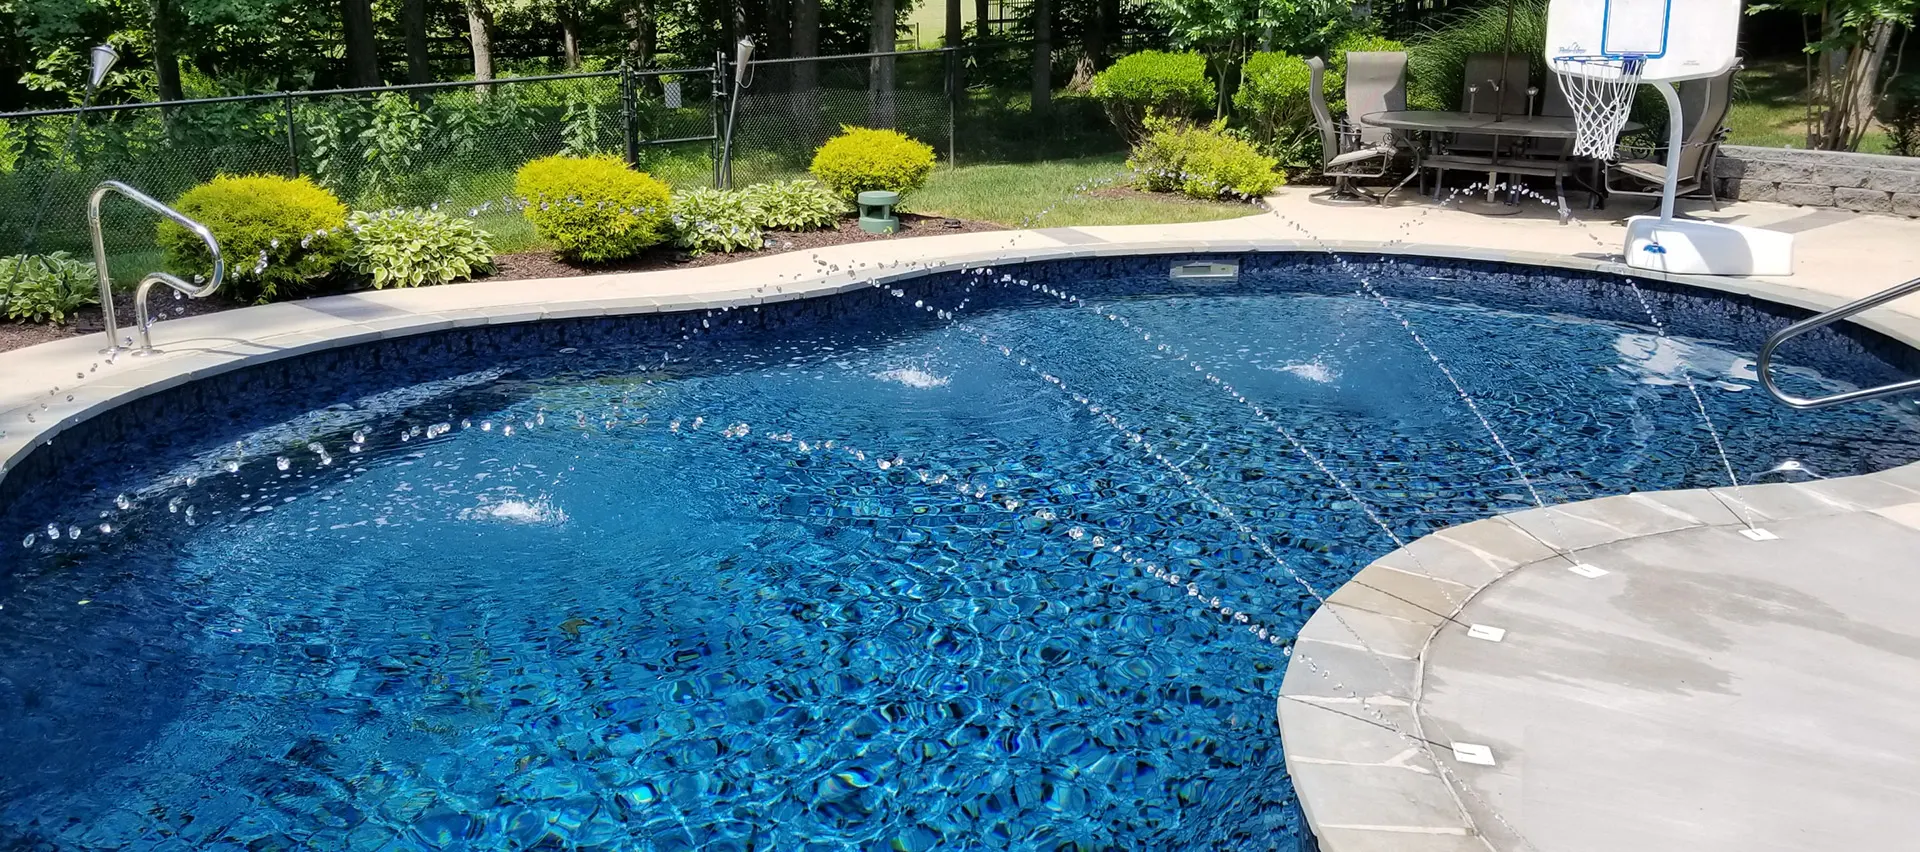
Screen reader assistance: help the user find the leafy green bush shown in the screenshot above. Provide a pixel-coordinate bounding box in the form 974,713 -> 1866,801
1090,51 -> 1214,141
1235,51 -> 1331,149
808,127 -> 938,198
671,188 -> 765,254
740,179 -> 845,231
1879,76 -> 1920,157
1334,32 -> 1407,67
0,252 -> 98,324
160,174 -> 351,304
514,154 -> 674,262
1128,116 -> 1284,200
344,209 -> 495,288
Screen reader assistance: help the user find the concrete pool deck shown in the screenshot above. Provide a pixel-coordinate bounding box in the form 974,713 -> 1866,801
3,188 -> 1919,851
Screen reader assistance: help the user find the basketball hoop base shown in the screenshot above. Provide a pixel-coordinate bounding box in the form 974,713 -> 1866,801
1622,216 -> 1795,276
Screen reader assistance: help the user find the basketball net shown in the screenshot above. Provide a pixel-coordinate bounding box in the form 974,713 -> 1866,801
1551,56 -> 1645,160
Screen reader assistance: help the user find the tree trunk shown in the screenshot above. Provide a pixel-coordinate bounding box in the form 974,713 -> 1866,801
1031,0 -> 1051,120
945,0 -> 961,48
403,0 -> 431,84
1843,19 -> 1897,150
624,0 -> 656,66
466,0 -> 496,97
765,0 -> 792,92
1068,0 -> 1109,90
150,0 -> 184,102
793,0 -> 821,135
975,0 -> 989,40
561,4 -> 582,70
767,0 -> 792,59
342,0 -> 380,87
871,0 -> 897,127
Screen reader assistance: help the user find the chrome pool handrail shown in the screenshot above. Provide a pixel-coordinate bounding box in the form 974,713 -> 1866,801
88,180 -> 223,355
1757,275 -> 1920,409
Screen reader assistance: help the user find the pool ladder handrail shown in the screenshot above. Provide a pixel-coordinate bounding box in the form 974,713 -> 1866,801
88,180 -> 224,356
1757,275 -> 1920,409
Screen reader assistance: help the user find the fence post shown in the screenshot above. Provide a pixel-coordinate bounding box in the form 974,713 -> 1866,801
711,51 -> 727,190
621,63 -> 639,168
946,47 -> 960,168
282,91 -> 301,178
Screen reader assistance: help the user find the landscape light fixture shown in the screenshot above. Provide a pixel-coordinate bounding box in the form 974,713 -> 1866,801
88,44 -> 119,93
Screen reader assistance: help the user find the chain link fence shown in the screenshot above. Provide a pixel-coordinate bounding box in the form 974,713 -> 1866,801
1,67 -> 720,264
727,48 -> 956,187
2,44 -> 1126,266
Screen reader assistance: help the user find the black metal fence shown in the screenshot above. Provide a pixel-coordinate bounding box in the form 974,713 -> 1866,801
1,44 -> 1121,261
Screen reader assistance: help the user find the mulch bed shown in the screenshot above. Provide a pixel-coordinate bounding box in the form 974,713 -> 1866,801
0,213 -> 1003,355
0,287 -> 232,353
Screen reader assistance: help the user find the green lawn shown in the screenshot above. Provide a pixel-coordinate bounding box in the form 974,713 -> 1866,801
1727,58 -> 1894,153
902,155 -> 1258,227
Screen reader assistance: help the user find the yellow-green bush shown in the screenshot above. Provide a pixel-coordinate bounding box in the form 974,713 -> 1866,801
807,127 -> 937,198
1128,116 -> 1283,200
1090,50 -> 1214,141
159,174 -> 350,304
514,154 -> 674,262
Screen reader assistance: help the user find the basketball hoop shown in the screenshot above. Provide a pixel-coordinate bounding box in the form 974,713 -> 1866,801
1551,55 -> 1646,160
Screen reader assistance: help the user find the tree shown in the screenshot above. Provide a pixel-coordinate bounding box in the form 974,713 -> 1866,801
1147,0 -> 1346,117
403,0 -> 431,83
1754,0 -> 1919,150
1033,0 -> 1052,119
151,0 -> 185,102
466,0 -> 496,91
341,0 -> 380,87
946,0 -> 962,47
872,0 -> 896,126
624,0 -> 657,67
560,1 -> 583,69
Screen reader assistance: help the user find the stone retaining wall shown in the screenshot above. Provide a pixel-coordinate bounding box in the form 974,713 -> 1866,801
1715,145 -> 1920,216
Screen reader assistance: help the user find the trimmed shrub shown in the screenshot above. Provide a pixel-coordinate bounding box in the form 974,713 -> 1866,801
740,179 -> 845,231
1128,116 -> 1284,200
0,252 -> 98,324
671,188 -> 764,254
1235,51 -> 1332,149
160,174 -> 350,304
515,154 -> 674,262
1090,50 -> 1214,141
808,127 -> 938,198
345,209 -> 495,288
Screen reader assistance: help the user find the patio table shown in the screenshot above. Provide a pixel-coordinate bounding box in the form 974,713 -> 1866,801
1360,110 -> 1640,214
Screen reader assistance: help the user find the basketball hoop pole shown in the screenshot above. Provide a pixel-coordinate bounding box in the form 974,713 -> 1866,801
1651,80 -> 1683,221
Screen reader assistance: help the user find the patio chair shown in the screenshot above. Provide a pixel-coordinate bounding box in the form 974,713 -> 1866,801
1603,68 -> 1736,212
1307,55 -> 1404,204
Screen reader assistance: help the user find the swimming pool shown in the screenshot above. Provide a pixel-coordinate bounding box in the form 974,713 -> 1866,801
4,254 -> 1918,850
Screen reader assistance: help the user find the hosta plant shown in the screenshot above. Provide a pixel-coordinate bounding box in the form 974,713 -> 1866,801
740,179 -> 845,231
345,209 -> 495,288
0,251 -> 99,324
671,187 -> 765,254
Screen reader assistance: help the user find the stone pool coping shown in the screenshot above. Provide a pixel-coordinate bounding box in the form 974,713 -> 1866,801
2,212 -> 1918,850
7,214 -> 1919,489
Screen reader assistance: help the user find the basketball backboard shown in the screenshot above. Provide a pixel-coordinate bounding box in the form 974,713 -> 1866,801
1546,0 -> 1741,82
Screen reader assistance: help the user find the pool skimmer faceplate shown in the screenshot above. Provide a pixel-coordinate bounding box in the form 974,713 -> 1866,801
1451,742 -> 1496,766
1467,624 -> 1507,643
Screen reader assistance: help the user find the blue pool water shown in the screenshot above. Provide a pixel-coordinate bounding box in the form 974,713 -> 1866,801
4,258 -> 1920,850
